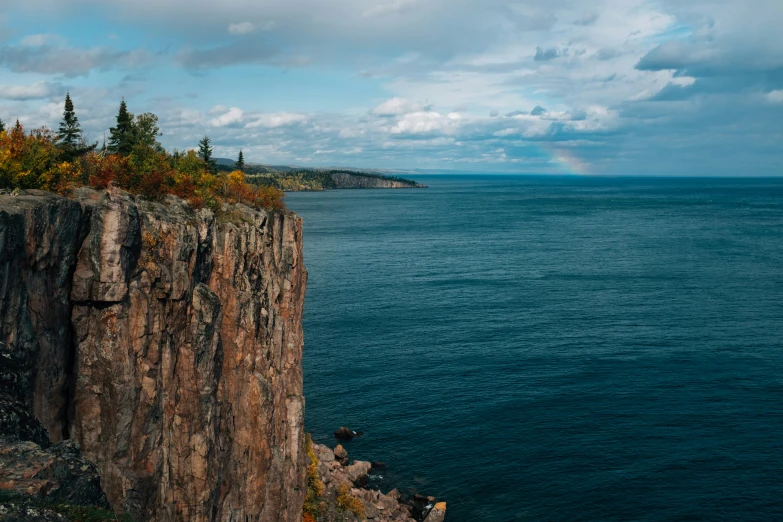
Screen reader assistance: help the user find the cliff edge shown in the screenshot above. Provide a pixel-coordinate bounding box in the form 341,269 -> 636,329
0,187 -> 307,522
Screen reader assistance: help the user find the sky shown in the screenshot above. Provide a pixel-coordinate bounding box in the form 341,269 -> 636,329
0,0 -> 781,175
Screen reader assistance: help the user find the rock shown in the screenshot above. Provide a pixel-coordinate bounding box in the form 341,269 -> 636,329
423,502 -> 447,522
334,426 -> 356,440
0,502 -> 68,521
0,438 -> 109,509
364,502 -> 380,519
0,189 -> 308,522
317,446 -> 335,463
371,461 -> 387,470
345,461 -> 372,484
334,444 -> 348,459
386,488 -> 401,500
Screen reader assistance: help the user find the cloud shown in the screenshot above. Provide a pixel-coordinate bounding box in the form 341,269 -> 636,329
574,13 -> 599,26
389,111 -> 461,136
530,105 -> 546,116
177,40 -> 281,69
0,37 -> 150,77
209,106 -> 243,127
0,81 -> 64,100
363,0 -> 421,18
372,97 -> 430,116
766,90 -> 783,103
3,0 -> 783,174
245,112 -> 307,128
228,22 -> 257,35
534,47 -> 560,62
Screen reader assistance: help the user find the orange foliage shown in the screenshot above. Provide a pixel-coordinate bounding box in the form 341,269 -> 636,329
1,124 -> 284,211
0,124 -> 82,194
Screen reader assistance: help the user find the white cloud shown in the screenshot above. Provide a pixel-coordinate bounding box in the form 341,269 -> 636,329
766,90 -> 783,103
0,81 -> 63,100
390,111 -> 460,135
245,112 -> 307,128
372,97 -> 430,116
209,106 -> 244,127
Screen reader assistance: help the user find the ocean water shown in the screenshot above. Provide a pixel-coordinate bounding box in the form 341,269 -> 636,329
285,176 -> 783,522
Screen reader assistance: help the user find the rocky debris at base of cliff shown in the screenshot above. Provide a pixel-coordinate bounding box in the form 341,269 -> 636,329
310,443 -> 446,522
0,438 -> 109,509
0,395 -> 114,522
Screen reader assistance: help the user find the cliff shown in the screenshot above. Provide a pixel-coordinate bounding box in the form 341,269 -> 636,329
0,187 -> 307,521
243,170 -> 426,192
326,173 -> 425,190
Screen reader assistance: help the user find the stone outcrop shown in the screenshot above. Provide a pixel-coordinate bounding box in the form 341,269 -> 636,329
0,187 -> 307,522
310,443 -> 446,522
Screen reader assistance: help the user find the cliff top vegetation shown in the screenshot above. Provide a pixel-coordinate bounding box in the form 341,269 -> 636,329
0,96 -> 284,211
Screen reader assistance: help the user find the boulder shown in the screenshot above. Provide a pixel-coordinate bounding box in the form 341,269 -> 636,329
423,502 -> 447,522
371,461 -> 387,470
317,445 -> 335,463
334,427 -> 357,440
334,444 -> 348,459
345,461 -> 372,484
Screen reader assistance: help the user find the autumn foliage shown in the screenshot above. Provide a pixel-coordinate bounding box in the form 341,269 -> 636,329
0,125 -> 83,194
0,123 -> 285,211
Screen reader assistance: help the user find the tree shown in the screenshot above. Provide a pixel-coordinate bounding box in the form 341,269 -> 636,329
132,113 -> 163,151
0,118 -> 5,134
198,135 -> 216,173
107,99 -> 134,156
236,149 -> 245,171
57,93 -> 95,161
58,93 -> 82,148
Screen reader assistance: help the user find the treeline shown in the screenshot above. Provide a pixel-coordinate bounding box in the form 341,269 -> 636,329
0,96 -> 283,210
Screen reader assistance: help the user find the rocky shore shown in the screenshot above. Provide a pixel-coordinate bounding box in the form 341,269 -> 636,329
307,434 -> 446,522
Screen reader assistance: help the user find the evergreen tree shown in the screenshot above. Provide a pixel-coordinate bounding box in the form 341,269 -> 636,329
198,135 -> 216,173
107,99 -> 134,156
236,149 -> 245,171
58,93 -> 82,148
0,117 -> 5,134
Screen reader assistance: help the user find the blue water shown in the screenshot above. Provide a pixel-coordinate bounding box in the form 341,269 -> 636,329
286,176 -> 783,522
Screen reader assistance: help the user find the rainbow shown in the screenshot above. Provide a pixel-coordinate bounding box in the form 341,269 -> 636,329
540,144 -> 590,175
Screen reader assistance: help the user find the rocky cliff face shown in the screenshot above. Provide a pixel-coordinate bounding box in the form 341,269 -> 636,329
0,187 -> 307,522
328,173 -> 425,189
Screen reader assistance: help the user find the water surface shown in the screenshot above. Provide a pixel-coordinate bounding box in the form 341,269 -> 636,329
286,176 -> 783,522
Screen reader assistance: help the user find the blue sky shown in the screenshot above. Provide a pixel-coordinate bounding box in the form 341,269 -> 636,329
1,0 -> 781,175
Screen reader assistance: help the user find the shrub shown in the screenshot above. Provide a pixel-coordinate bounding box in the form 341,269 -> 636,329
303,434 -> 325,521
336,484 -> 365,519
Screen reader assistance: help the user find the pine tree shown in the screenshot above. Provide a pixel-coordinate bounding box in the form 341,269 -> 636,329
0,117 -> 5,134
236,149 -> 245,171
58,93 -> 82,148
107,99 -> 134,156
198,136 -> 216,173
